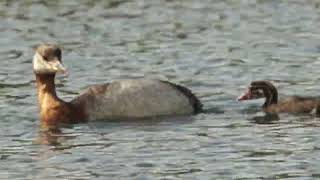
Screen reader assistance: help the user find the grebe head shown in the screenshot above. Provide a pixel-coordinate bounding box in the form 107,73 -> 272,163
33,44 -> 67,74
237,81 -> 278,104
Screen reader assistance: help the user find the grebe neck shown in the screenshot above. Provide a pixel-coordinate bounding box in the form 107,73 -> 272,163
36,73 -> 59,103
35,73 -> 71,126
35,73 -> 87,126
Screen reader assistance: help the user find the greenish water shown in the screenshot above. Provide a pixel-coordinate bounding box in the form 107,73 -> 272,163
1,0 -> 320,179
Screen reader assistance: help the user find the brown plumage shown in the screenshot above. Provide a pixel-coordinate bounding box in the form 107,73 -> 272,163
33,44 -> 202,126
238,81 -> 320,114
36,74 -> 87,126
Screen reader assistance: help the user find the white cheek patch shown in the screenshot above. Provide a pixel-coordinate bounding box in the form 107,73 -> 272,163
33,52 -> 56,74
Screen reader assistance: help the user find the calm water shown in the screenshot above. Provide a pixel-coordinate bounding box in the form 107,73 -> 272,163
1,0 -> 320,179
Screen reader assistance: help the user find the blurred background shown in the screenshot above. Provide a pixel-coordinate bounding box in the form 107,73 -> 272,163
1,0 -> 320,179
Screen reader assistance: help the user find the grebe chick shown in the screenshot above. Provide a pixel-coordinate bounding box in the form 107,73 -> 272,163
34,44 -> 202,125
238,81 -> 320,114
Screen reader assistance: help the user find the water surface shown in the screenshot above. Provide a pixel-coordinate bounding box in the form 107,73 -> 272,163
1,0 -> 320,179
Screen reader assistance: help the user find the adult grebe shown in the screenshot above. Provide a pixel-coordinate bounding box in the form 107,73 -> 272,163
34,44 -> 202,125
238,81 -> 320,114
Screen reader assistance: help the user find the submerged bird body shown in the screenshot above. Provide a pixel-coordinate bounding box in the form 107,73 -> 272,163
263,96 -> 319,114
33,44 -> 202,125
71,79 -> 201,121
238,81 -> 320,114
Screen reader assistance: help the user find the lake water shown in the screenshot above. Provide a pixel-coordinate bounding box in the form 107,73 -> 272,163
1,0 -> 320,179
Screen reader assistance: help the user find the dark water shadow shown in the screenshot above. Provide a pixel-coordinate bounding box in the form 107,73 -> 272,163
202,106 -> 225,114
250,113 -> 280,124
86,114 -> 198,131
36,125 -> 114,151
239,104 -> 262,115
242,105 -> 319,125
36,127 -> 75,146
239,105 -> 280,124
35,114 -> 198,147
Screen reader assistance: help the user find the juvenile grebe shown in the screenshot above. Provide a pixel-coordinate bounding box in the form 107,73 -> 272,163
34,44 -> 202,125
238,81 -> 320,114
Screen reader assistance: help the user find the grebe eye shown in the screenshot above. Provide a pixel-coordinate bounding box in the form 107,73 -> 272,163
42,55 -> 48,61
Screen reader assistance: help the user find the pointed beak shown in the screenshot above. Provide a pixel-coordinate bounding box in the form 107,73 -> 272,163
49,59 -> 67,74
237,88 -> 251,101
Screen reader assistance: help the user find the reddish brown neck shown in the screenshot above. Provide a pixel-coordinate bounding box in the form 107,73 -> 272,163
36,73 -> 58,104
35,73 -> 86,126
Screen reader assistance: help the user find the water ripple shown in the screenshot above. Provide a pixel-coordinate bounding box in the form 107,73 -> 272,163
1,0 -> 320,179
